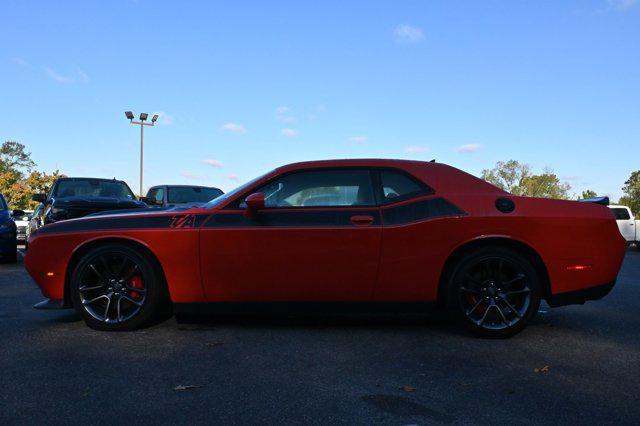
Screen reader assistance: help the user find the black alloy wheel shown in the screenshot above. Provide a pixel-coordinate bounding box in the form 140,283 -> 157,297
70,243 -> 169,331
447,246 -> 541,338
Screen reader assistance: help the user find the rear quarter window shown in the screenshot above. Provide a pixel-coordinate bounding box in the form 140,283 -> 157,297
611,208 -> 631,220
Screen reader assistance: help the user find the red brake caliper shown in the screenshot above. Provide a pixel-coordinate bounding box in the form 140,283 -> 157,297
129,275 -> 143,299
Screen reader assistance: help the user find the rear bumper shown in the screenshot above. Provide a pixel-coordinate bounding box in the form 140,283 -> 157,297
547,280 -> 615,307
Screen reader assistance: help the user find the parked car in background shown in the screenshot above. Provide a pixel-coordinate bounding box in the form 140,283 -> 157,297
0,192 -> 24,263
25,159 -> 625,337
29,177 -> 147,232
12,210 -> 33,243
609,205 -> 639,247
142,185 -> 223,209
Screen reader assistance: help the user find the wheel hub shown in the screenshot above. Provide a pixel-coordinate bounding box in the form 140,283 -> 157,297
78,253 -> 146,324
458,257 -> 532,331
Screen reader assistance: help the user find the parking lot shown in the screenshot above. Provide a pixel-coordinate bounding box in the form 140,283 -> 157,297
1,250 -> 638,425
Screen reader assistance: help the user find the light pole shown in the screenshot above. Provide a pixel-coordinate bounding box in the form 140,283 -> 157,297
125,111 -> 158,197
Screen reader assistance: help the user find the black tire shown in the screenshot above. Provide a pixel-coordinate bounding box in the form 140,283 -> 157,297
1,245 -> 18,264
445,246 -> 541,338
70,243 -> 170,331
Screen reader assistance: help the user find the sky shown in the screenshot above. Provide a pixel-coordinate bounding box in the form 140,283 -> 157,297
1,0 -> 639,199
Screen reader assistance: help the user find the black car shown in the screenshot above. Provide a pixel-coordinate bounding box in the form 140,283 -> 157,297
30,177 -> 146,232
0,192 -> 25,263
141,185 -> 223,209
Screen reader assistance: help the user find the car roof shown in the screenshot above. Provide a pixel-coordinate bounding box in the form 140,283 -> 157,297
150,185 -> 220,189
57,177 -> 127,183
275,158 -> 432,172
271,158 -> 505,195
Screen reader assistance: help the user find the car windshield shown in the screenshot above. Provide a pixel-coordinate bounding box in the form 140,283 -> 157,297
167,187 -> 223,204
54,179 -> 136,200
203,172 -> 270,208
0,196 -> 6,211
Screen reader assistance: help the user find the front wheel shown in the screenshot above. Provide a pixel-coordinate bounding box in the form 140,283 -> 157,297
70,243 -> 170,331
446,246 -> 541,338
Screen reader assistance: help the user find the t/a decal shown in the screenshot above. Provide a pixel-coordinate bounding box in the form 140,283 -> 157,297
170,214 -> 197,229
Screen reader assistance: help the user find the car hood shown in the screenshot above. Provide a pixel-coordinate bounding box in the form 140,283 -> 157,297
86,205 -> 193,218
53,196 -> 146,209
34,205 -> 203,235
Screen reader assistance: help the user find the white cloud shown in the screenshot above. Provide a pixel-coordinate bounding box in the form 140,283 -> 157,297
349,136 -> 368,144
608,0 -> 637,10
221,123 -> 247,134
394,24 -> 425,43
281,128 -> 298,137
44,67 -> 72,83
181,171 -> 203,180
152,111 -> 174,126
43,66 -> 90,83
275,106 -> 296,123
404,145 -> 429,154
201,159 -> 224,168
227,174 -> 240,182
456,143 -> 481,153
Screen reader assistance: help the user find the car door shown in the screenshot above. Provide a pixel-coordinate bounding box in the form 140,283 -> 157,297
199,168 -> 382,302
611,207 -> 635,242
374,168 -> 464,301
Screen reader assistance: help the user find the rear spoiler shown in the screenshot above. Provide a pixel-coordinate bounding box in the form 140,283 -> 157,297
579,196 -> 609,206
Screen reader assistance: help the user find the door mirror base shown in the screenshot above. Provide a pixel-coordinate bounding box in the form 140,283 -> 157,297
245,192 -> 265,218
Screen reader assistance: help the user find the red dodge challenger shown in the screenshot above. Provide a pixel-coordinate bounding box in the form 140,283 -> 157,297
25,159 -> 626,337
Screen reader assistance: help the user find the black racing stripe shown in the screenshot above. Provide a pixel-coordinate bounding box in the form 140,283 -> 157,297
205,210 -> 381,228
381,197 -> 464,225
37,214 -> 209,234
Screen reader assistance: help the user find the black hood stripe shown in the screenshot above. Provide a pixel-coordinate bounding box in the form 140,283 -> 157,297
36,214 -> 208,235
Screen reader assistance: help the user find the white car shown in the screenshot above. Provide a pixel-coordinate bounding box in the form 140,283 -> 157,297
609,205 -> 639,246
12,210 -> 33,243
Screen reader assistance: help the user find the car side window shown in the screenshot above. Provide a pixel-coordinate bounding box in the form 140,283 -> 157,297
244,169 -> 376,208
379,169 -> 431,204
154,188 -> 164,203
611,208 -> 630,220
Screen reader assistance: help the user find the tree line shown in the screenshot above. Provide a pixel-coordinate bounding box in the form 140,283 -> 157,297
481,160 -> 640,214
0,141 -> 61,210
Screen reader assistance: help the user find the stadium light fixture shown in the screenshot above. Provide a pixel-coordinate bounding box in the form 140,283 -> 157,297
124,111 -> 157,197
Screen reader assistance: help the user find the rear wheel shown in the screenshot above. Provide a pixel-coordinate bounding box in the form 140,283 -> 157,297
70,243 -> 169,331
446,246 -> 541,338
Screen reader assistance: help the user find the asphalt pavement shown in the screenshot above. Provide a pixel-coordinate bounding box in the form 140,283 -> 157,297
1,249 -> 639,425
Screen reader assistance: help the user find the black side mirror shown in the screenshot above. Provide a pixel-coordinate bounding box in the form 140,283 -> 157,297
140,196 -> 160,206
12,209 -> 25,217
31,193 -> 47,203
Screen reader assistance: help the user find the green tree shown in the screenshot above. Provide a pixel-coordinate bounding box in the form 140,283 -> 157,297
620,171 -> 640,215
481,160 -> 531,195
0,141 -> 60,209
580,189 -> 597,199
481,160 -> 571,199
0,141 -> 35,173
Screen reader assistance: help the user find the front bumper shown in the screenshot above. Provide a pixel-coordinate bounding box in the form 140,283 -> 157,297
547,281 -> 615,307
34,298 -> 68,310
